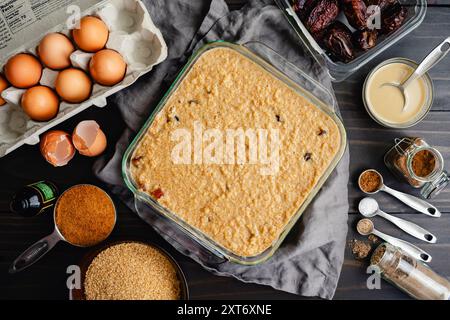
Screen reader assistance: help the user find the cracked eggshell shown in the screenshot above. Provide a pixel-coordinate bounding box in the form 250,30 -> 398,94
72,120 -> 107,157
40,130 -> 75,167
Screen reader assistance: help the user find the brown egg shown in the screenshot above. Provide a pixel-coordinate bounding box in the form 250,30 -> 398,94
4,54 -> 42,88
55,68 -> 92,103
72,120 -> 107,157
40,130 -> 75,167
0,74 -> 9,106
21,86 -> 59,121
38,33 -> 75,70
72,16 -> 109,52
89,49 -> 127,86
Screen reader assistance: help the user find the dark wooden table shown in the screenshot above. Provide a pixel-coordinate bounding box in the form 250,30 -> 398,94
1,1 -> 449,300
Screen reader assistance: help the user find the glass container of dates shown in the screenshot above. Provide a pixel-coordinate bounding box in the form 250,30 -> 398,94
274,0 -> 427,81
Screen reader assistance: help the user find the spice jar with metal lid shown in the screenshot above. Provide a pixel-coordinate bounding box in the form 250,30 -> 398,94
384,137 -> 449,199
371,243 -> 450,300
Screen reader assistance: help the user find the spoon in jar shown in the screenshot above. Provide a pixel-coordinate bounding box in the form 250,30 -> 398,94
381,37 -> 450,111
359,197 -> 437,243
357,218 -> 432,263
358,169 -> 441,218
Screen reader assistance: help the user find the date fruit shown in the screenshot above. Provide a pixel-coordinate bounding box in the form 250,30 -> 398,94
342,0 -> 368,30
353,29 -> 378,50
306,0 -> 340,34
323,21 -> 355,62
292,0 -> 318,21
382,3 -> 408,34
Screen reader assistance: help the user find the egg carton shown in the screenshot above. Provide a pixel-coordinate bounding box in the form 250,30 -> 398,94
0,0 -> 167,157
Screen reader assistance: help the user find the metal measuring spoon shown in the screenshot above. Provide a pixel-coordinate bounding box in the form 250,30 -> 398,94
356,218 -> 432,263
9,185 -> 117,274
381,37 -> 450,111
359,197 -> 437,243
358,169 -> 441,218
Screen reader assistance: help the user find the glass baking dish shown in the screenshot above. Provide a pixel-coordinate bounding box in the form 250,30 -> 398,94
274,0 -> 427,81
122,41 -> 347,265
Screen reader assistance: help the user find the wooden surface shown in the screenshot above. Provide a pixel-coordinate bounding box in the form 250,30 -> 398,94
1,1 -> 450,300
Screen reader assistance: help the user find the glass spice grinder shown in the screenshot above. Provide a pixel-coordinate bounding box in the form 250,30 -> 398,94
371,243 -> 450,300
384,137 -> 449,199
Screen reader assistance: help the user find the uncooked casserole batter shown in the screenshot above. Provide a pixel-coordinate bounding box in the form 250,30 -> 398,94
131,47 -> 341,257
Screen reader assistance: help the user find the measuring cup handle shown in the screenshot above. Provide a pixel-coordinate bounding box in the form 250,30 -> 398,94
373,230 -> 432,263
382,185 -> 441,218
9,231 -> 61,274
378,210 -> 437,243
403,37 -> 450,88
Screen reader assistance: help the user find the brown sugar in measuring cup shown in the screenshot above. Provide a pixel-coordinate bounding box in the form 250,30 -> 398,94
55,185 -> 116,246
10,184 -> 116,273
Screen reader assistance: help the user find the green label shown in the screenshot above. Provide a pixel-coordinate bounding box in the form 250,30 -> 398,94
29,182 -> 56,203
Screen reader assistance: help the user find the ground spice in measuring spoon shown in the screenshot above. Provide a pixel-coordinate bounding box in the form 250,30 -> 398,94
357,219 -> 374,235
359,170 -> 382,193
55,185 -> 116,247
412,150 -> 436,178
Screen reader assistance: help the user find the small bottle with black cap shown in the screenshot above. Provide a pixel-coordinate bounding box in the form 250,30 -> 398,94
10,181 -> 58,217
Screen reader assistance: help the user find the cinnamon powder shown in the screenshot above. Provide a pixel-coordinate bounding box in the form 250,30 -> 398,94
55,185 -> 115,246
412,150 -> 436,178
359,170 -> 381,193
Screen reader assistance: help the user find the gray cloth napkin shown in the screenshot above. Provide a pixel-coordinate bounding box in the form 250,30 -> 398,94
94,0 -> 350,299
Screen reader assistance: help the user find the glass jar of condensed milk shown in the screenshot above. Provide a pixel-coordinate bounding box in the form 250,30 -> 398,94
384,137 -> 449,199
